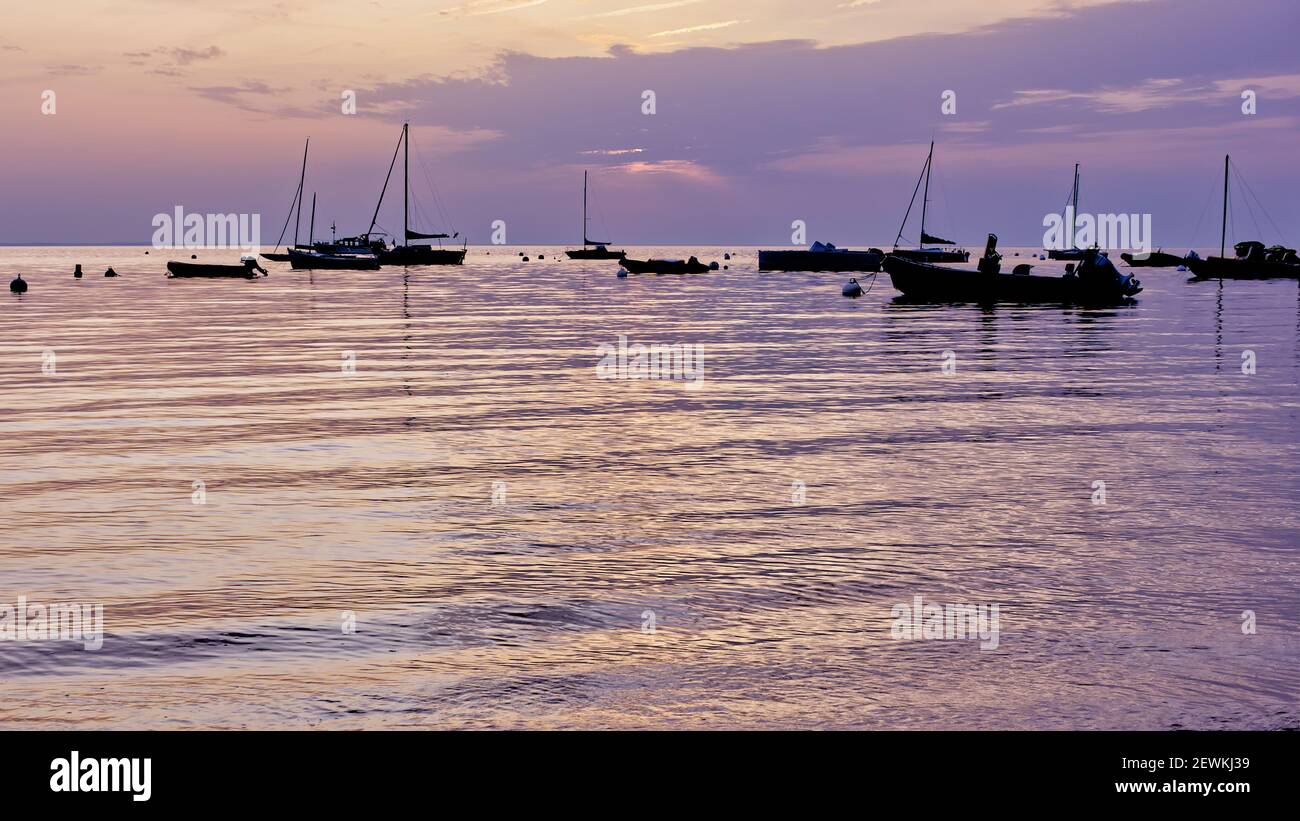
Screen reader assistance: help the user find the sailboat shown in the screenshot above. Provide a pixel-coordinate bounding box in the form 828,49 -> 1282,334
1186,155 -> 1299,280
565,171 -> 625,260
1046,163 -> 1092,261
344,123 -> 466,266
262,138 -> 313,262
890,141 -> 969,263
287,191 -> 382,270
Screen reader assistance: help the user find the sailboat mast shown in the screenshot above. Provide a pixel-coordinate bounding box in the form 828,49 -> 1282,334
403,123 -> 410,249
919,141 -> 933,246
294,138 -> 309,246
1221,154 -> 1229,258
1070,163 -> 1079,249
309,193 -> 316,245
583,170 -> 589,247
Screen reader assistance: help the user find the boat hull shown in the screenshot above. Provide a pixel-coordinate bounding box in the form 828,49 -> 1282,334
378,245 -> 466,266
882,255 -> 1140,304
1186,256 -> 1300,280
566,247 -> 626,260
890,248 -> 970,264
757,249 -> 882,272
259,253 -> 292,262
1121,251 -> 1187,268
288,249 -> 381,270
1046,248 -> 1088,261
166,261 -> 264,279
619,258 -> 711,275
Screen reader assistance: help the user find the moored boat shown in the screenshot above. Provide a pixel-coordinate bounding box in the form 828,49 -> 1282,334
287,248 -> 380,270
565,171 -> 625,260
890,141 -> 970,264
883,234 -> 1141,303
1120,250 -> 1192,268
167,258 -> 267,278
1186,156 -> 1299,280
619,256 -> 716,275
758,242 -> 883,272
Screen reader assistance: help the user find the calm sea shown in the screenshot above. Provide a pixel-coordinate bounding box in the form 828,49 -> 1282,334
1,245 -> 1296,729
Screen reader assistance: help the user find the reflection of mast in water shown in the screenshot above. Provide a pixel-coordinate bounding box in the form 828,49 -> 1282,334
1213,278 -> 1224,373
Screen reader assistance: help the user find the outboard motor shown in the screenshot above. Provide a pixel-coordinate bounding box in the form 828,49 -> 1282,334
977,233 -> 1002,274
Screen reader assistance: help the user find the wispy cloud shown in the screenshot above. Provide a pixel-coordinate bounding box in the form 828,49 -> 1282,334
650,20 -> 745,38
583,0 -> 703,19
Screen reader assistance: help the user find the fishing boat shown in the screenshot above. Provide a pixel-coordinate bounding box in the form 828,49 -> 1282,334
1120,250 -> 1193,268
566,171 -> 626,260
287,248 -> 381,270
619,256 -> 716,275
358,123 -> 466,266
883,234 -> 1141,303
890,141 -> 969,264
167,258 -> 267,278
1185,155 -> 1300,280
758,242 -> 884,272
1045,163 -> 1096,261
262,138 -> 314,262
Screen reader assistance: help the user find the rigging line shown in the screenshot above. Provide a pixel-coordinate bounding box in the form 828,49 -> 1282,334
1188,167 -> 1219,249
1233,162 -> 1288,242
1230,165 -> 1265,244
894,149 -> 929,248
272,183 -> 301,252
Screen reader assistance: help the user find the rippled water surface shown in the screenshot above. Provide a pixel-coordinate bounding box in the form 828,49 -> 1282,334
1,246 -> 1297,729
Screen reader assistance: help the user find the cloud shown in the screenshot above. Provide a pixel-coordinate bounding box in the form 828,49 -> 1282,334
650,20 -> 745,38
583,1 -> 704,19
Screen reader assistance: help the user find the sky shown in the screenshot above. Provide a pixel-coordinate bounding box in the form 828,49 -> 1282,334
1,0 -> 1297,246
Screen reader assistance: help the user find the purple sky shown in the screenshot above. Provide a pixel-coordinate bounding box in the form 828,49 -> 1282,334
2,0 -> 1297,247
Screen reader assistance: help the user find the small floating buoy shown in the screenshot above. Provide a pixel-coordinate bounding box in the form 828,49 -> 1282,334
724,253 -> 731,260
521,256 -> 529,262
709,261 -> 720,270
73,264 -> 83,279
616,269 -> 628,278
518,252 -> 524,257
191,254 -> 197,259
10,274 -> 28,293
539,254 -> 545,259
104,267 -> 118,277
144,250 -> 149,255
724,265 -> 729,270
842,277 -> 863,297
1176,264 -> 1188,272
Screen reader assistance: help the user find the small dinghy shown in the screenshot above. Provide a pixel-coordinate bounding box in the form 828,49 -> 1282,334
287,248 -> 380,270
619,256 -> 716,275
1120,250 -> 1190,268
883,234 -> 1142,304
758,242 -> 884,272
167,257 -> 268,279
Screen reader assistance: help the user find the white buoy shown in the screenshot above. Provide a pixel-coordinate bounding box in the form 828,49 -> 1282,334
842,277 -> 863,297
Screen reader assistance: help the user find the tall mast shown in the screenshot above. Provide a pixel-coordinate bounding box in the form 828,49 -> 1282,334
919,141 -> 933,246
294,137 -> 309,247
1070,163 -> 1080,249
403,123 -> 410,249
309,193 -> 316,245
583,170 -> 589,247
1220,154 -> 1229,258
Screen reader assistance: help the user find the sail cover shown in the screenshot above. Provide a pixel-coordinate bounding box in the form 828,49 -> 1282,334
407,229 -> 450,240
584,237 -> 610,246
920,231 -> 955,245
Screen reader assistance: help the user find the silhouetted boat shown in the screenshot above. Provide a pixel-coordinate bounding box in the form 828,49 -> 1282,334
167,258 -> 267,278
883,234 -> 1141,303
1121,250 -> 1192,268
758,242 -> 883,272
619,256 -> 716,275
263,138 -> 314,263
288,248 -> 380,270
358,123 -> 466,266
890,141 -> 969,264
566,171 -> 625,259
1186,155 -> 1299,280
1045,163 -> 1095,261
